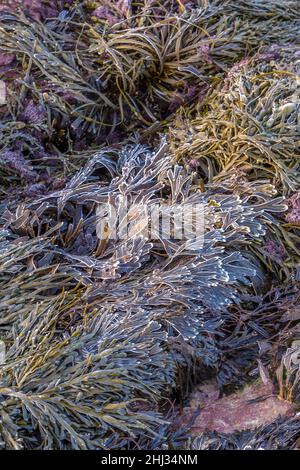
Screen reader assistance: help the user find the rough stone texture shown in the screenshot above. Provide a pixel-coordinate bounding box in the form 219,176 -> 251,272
182,380 -> 294,435
0,1 -> 73,21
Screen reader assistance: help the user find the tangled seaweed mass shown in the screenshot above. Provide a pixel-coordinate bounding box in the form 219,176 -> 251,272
0,0 -> 300,450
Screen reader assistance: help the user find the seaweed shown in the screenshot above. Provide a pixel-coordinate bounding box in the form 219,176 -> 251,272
0,140 -> 291,448
170,46 -> 300,192
190,415 -> 300,450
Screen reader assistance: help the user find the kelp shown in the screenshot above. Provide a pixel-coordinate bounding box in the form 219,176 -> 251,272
169,45 -> 300,282
0,293 -> 176,449
0,141 -> 290,448
190,415 -> 300,450
0,0 -> 299,176
170,46 -> 300,192
86,0 -> 300,125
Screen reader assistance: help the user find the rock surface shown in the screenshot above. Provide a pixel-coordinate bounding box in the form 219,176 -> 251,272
182,380 -> 294,435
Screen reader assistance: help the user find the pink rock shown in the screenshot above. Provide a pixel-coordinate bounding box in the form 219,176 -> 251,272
263,240 -> 286,260
92,1 -> 130,24
0,53 -> 15,66
93,6 -> 120,25
182,380 -> 293,435
1,150 -> 37,181
189,159 -> 201,168
21,100 -> 45,124
198,43 -> 214,64
285,192 -> 300,225
0,1 -> 74,21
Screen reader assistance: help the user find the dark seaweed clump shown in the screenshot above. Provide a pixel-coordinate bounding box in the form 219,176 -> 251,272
0,0 -> 300,450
